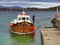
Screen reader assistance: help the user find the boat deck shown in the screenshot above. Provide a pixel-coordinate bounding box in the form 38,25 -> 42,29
41,28 -> 60,45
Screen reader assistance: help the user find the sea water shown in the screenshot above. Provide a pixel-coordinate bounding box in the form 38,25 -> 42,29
0,11 -> 59,45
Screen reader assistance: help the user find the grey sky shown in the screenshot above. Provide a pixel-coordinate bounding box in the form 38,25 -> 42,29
0,0 -> 60,8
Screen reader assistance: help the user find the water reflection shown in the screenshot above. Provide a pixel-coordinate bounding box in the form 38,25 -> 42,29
10,33 -> 36,45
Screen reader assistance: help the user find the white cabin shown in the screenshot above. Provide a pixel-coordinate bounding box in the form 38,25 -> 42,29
11,11 -> 31,24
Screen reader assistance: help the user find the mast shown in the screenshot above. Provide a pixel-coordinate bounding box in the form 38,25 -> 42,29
56,0 -> 59,13
55,0 -> 59,18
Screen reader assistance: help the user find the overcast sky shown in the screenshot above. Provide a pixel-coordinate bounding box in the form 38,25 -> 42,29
0,0 -> 60,8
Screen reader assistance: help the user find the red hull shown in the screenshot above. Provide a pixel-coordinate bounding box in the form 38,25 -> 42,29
10,21 -> 35,34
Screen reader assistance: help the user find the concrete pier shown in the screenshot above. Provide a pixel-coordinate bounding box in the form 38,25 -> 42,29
41,28 -> 60,45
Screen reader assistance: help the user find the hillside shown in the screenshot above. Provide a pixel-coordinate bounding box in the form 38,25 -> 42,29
26,6 -> 60,11
0,6 -> 60,11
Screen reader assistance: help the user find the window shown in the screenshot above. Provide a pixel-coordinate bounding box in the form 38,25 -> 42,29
19,18 -> 21,20
27,17 -> 29,20
22,17 -> 25,20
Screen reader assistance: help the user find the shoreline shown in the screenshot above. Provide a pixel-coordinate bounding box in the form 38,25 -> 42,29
0,10 -> 57,12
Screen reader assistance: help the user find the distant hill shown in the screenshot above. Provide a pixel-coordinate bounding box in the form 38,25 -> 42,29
26,6 -> 60,11
8,6 -> 22,9
0,6 -> 7,8
47,6 -> 60,11
0,6 -> 22,9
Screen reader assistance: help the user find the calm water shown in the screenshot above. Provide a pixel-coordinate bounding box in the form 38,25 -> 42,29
0,11 -> 59,45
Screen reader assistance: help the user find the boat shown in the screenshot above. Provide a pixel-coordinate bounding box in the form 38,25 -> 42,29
51,0 -> 60,28
9,11 -> 36,35
51,11 -> 60,28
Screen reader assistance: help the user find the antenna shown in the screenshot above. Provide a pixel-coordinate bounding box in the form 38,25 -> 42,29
23,8 -> 25,11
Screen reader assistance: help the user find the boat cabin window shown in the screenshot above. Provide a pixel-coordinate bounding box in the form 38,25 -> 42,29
22,17 -> 25,20
19,18 -> 21,20
27,17 -> 29,20
21,17 -> 30,20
